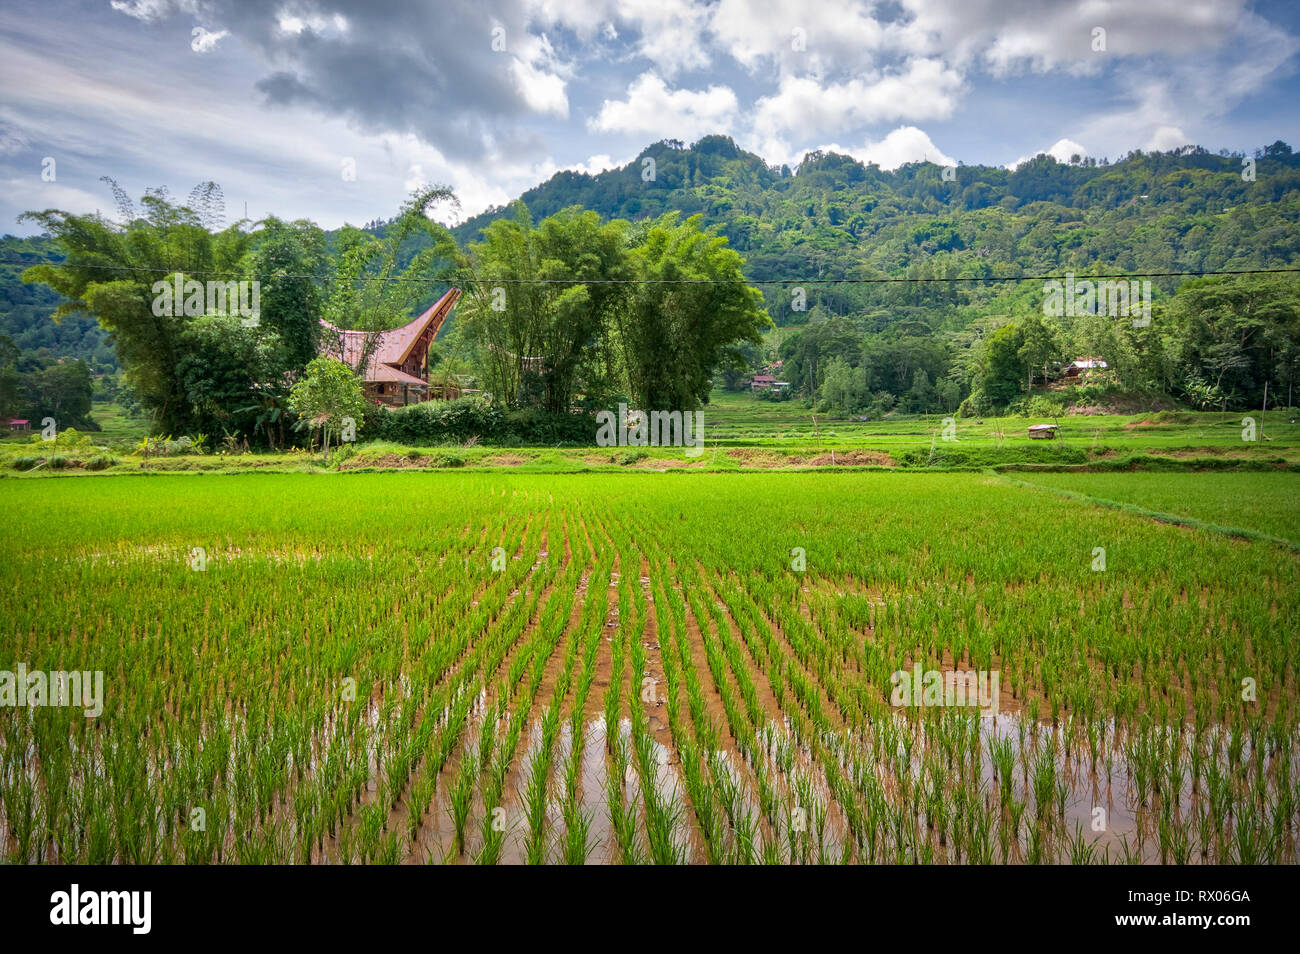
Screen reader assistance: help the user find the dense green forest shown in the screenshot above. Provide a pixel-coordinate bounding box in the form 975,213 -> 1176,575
3,136 -> 1299,438
0,236 -> 117,370
454,136 -> 1300,320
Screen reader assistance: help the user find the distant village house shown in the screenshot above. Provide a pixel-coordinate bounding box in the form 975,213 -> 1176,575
1062,357 -> 1108,381
749,374 -> 792,394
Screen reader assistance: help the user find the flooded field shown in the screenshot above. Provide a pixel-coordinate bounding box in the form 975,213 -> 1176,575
1,472 -> 1297,864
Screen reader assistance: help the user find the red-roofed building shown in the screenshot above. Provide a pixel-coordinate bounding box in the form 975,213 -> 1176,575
749,374 -> 791,393
320,288 -> 461,407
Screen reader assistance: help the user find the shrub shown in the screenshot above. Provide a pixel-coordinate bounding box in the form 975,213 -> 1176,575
1024,395 -> 1066,417
898,443 -> 1088,468
376,397 -> 504,445
502,406 -> 597,444
375,397 -> 596,446
327,445 -> 356,468
134,435 -> 206,457
85,453 -> 117,471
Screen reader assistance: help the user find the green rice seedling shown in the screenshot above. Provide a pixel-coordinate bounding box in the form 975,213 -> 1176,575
448,754 -> 477,857
521,750 -> 550,865
559,802 -> 596,865
1031,747 -> 1056,820
1117,833 -> 1141,864
475,804 -> 506,866
1025,820 -> 1045,865
2,470 -> 1297,864
1067,821 -> 1099,864
732,809 -> 759,865
375,829 -> 402,865
643,786 -> 689,866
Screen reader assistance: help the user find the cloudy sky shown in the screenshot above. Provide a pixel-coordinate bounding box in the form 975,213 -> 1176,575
2,0 -> 1298,235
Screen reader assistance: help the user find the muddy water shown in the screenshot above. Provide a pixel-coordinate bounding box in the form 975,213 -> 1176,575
6,704 -> 1293,864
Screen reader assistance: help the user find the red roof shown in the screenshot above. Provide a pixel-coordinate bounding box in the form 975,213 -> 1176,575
369,365 -> 429,386
321,288 -> 460,382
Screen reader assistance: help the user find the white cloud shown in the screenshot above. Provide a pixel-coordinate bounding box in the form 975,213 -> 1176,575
108,0 -> 198,22
562,153 -> 631,175
771,127 -> 954,173
617,0 -> 713,76
753,58 -> 963,144
0,122 -> 31,157
505,31 -> 571,118
404,163 -> 426,193
588,73 -> 739,139
852,126 -> 955,170
530,0 -> 711,77
1145,125 -> 1189,152
190,28 -> 229,54
511,59 -> 569,117
0,177 -> 104,217
708,0 -> 885,76
275,9 -> 350,37
1008,138 -> 1088,169
894,0 -> 1254,74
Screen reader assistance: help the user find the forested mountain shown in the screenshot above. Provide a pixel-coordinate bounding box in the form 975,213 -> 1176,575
453,135 -> 1300,326
3,135 -> 1299,427
0,236 -> 116,370
7,136 -> 1298,361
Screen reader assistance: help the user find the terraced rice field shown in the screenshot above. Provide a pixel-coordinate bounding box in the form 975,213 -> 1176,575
1009,472 -> 1300,546
1,472 -> 1297,864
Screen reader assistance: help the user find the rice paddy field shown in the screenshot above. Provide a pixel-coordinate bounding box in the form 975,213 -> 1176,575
2,468 -> 1297,866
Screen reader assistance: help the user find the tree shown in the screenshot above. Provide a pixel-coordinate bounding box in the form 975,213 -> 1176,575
20,181 -> 253,434
818,355 -> 866,413
719,340 -> 762,390
249,217 -> 325,373
176,315 -> 286,444
1166,274 -> 1300,408
617,213 -> 770,411
981,323 -> 1025,406
904,367 -> 936,413
780,316 -> 859,396
287,358 -> 367,457
1017,311 -> 1062,389
0,335 -> 20,419
446,205 -> 633,413
22,358 -> 95,428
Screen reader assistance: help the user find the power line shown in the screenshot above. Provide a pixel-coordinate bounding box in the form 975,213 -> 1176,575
1,257 -> 1298,285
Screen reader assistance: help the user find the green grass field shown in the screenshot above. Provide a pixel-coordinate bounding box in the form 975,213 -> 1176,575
3,394 -> 1298,476
1009,472 -> 1300,546
2,470 -> 1295,864
703,388 -> 1300,454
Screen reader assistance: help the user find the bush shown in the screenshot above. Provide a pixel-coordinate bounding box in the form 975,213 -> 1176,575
48,455 -> 68,469
375,397 -> 596,446
376,397 -> 504,444
897,443 -> 1088,468
957,390 -> 988,417
1006,394 -> 1066,416
502,406 -> 598,444
84,453 -> 117,471
11,456 -> 38,471
135,435 -> 207,457
327,445 -> 356,468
